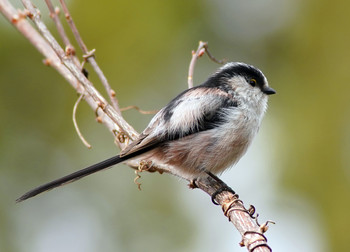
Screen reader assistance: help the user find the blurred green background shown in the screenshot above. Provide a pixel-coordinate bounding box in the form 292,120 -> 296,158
1,0 -> 349,251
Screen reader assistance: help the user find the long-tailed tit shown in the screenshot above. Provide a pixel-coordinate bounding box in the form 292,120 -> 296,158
17,62 -> 275,202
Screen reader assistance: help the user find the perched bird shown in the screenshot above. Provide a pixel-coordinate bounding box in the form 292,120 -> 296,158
17,62 -> 275,202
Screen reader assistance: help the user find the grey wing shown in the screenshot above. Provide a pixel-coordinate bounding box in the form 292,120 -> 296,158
120,87 -> 238,157
119,110 -> 165,157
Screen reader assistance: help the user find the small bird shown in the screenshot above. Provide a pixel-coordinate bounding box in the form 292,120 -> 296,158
17,62 -> 275,202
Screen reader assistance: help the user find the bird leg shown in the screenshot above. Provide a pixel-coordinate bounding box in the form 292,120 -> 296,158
206,171 -> 236,205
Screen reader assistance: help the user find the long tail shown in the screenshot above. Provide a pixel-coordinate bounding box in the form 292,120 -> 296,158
16,155 -> 125,202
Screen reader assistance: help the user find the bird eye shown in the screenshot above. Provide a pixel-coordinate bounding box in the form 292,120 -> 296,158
249,78 -> 257,87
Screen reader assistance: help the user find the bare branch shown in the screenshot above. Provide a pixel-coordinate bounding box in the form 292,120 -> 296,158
188,41 -> 206,88
58,0 -> 121,113
45,0 -> 70,47
58,0 -> 87,52
44,0 -> 82,77
187,41 -> 226,88
21,0 -> 137,140
195,176 -> 272,252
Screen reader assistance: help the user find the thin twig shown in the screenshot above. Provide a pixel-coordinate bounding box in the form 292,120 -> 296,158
0,0 -> 130,151
188,41 -> 206,88
58,0 -> 87,52
120,105 -> 158,115
21,0 -> 137,142
45,0 -> 70,47
44,0 -> 82,79
87,57 -> 121,114
187,41 -> 226,88
205,46 -> 226,65
58,0 -> 121,114
73,93 -> 92,149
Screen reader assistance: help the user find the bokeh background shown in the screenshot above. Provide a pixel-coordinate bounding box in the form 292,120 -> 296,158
1,0 -> 349,251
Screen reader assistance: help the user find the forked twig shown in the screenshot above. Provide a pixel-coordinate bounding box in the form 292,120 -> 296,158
187,41 -> 226,88
44,0 -> 70,47
58,0 -> 87,52
58,0 -> 121,114
21,0 -> 138,142
44,0 -> 81,72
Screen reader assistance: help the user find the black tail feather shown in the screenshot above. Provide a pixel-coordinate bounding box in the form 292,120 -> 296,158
16,155 -> 124,202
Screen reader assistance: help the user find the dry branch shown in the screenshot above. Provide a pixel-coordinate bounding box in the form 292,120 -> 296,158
57,0 -> 121,114
187,41 -> 227,88
0,0 -> 273,251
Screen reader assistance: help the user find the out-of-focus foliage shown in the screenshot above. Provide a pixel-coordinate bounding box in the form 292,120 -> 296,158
0,0 -> 349,251
268,1 -> 350,250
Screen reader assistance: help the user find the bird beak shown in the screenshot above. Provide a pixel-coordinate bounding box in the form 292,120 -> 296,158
262,86 -> 276,95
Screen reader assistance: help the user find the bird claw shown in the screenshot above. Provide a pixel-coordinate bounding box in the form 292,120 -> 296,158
211,186 -> 236,205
